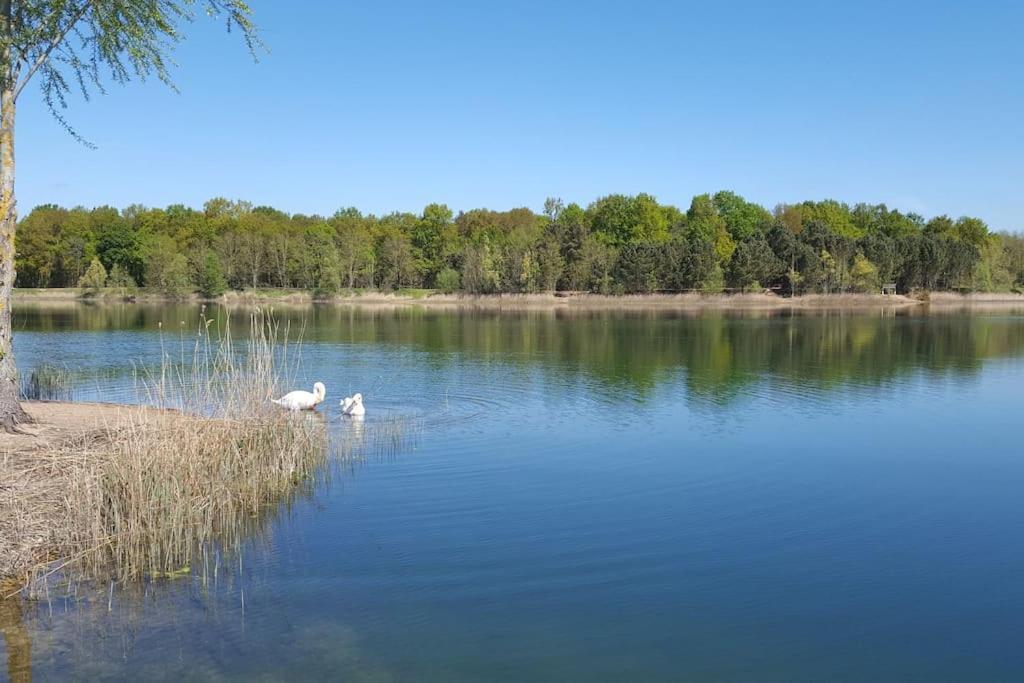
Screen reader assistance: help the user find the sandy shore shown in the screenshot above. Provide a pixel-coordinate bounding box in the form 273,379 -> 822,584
0,401 -> 133,452
14,288 -> 1024,311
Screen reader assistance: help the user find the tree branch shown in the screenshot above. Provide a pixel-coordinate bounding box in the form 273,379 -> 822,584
12,1 -> 93,102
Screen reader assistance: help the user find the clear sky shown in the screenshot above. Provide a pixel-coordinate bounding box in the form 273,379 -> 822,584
16,0 -> 1024,230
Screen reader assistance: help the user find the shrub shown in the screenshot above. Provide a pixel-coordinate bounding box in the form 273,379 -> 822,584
435,267 -> 461,293
77,258 -> 107,296
107,263 -> 137,294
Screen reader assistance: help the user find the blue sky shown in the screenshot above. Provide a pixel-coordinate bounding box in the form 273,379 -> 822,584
17,0 -> 1024,230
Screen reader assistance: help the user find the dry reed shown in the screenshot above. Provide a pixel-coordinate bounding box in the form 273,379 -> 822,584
5,310 -> 331,591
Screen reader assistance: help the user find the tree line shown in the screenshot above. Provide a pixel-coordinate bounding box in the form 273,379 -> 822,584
14,192 -> 1024,297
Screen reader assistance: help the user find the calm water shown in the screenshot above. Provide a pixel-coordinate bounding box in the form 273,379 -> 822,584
5,303 -> 1024,681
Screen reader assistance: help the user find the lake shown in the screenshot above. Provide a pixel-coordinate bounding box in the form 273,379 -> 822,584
6,302 -> 1024,681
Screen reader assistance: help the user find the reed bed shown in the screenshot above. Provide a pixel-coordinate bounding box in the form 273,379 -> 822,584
4,310 -> 332,591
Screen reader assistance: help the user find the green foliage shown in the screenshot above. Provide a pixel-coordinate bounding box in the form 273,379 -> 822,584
144,246 -> 192,298
96,213 -> 145,284
615,243 -> 661,294
313,254 -> 342,297
1000,233 -> 1024,288
377,226 -> 421,291
436,267 -> 462,294
713,191 -> 772,241
461,243 -> 500,294
660,238 -> 716,291
413,203 -> 457,285
107,263 -> 138,293
14,193 -> 997,298
858,233 -> 900,286
727,236 -> 784,291
685,194 -> 736,265
799,200 -> 861,238
14,205 -> 65,287
852,204 -> 922,239
77,258 -> 107,295
954,217 -> 990,248
849,253 -> 881,293
536,239 -> 564,292
700,263 -> 726,294
554,203 -> 591,290
588,193 -> 670,246
196,252 -> 227,298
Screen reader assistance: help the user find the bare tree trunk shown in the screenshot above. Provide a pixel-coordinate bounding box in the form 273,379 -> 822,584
0,81 -> 28,430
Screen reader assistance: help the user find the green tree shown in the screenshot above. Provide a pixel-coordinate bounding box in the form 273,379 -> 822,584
660,237 -> 716,291
1000,233 -> 1024,288
536,238 -> 563,292
0,1 -> 257,428
378,227 -> 420,290
615,243 -> 661,293
588,193 -> 670,246
106,263 -> 137,295
13,204 -> 64,286
554,203 -> 591,290
799,200 -> 861,238
77,257 -> 107,296
95,214 -> 144,284
333,208 -> 375,289
851,203 -> 922,239
849,253 -> 880,293
196,251 -> 227,298
713,191 -> 772,241
146,249 -> 192,298
461,243 -> 499,294
685,194 -> 735,265
858,233 -> 900,287
701,263 -> 725,294
727,236 -> 784,291
954,216 -> 989,249
313,251 -> 342,297
436,267 -> 461,293
413,203 -> 456,285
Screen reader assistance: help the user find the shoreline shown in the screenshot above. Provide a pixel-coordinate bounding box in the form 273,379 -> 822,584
13,288 -> 1024,311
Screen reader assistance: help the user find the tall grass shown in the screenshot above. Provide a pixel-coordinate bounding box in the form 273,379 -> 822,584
42,310 -> 329,585
21,364 -> 73,401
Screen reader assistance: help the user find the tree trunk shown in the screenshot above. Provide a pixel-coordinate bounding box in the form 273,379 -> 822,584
0,84 -> 28,430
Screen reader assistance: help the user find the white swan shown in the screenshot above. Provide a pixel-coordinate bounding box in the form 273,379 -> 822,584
271,382 -> 326,411
341,392 -> 365,417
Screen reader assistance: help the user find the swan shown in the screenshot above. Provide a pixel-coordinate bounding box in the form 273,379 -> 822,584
341,392 -> 365,417
271,382 -> 326,411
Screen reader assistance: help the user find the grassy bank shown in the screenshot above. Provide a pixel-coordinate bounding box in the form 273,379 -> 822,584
0,313 -> 329,590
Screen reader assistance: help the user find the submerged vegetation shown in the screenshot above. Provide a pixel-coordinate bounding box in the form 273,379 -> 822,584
14,193 -> 1024,298
20,364 -> 72,401
1,313 -> 330,587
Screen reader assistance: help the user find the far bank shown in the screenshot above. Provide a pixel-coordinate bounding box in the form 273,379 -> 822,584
13,287 -> 1024,312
